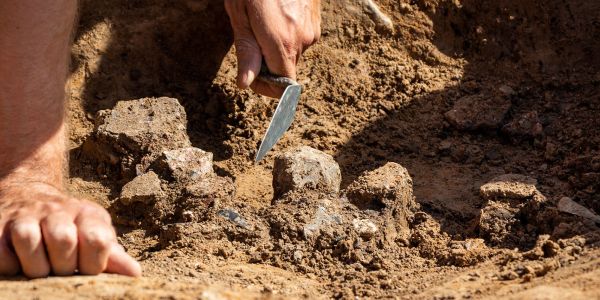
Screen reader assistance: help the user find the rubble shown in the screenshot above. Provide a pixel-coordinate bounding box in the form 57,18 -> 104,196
153,147 -> 214,183
84,97 -> 191,179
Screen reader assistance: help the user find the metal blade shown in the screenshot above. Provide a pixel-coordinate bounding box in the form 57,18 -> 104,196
255,84 -> 302,162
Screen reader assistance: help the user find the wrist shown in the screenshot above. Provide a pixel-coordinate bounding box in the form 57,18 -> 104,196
0,123 -> 66,190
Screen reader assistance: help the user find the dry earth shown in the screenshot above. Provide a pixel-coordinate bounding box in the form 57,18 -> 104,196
2,0 -> 600,299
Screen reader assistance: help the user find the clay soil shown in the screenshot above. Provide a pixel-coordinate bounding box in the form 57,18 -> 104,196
2,0 -> 600,299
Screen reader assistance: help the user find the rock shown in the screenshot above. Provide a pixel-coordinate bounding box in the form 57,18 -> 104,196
119,171 -> 163,204
84,97 -> 191,179
217,209 -> 250,229
345,162 -> 414,210
480,174 -> 538,200
352,218 -> 378,239
501,111 -> 543,139
153,147 -> 214,183
273,146 -> 341,198
445,94 -> 511,131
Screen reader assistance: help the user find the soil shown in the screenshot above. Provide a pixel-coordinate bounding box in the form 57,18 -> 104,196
2,0 -> 600,299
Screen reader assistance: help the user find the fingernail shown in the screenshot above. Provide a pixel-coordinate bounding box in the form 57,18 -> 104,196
244,70 -> 256,88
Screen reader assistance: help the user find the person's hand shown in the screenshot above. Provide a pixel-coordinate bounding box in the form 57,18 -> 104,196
225,0 -> 321,98
0,183 -> 141,278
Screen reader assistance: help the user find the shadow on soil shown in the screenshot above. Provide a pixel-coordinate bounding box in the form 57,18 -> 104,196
335,0 -> 600,246
73,0 -> 235,160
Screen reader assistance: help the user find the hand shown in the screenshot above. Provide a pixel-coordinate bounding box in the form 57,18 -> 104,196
225,0 -> 321,98
0,183 -> 141,278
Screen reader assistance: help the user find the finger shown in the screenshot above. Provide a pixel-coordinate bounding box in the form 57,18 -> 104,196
106,243 -> 142,277
41,213 -> 78,276
250,79 -> 287,99
226,0 -> 262,89
245,3 -> 298,80
10,219 -> 50,278
75,206 -> 114,275
0,233 -> 20,276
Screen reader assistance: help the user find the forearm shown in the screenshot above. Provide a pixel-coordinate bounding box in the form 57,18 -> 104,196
0,0 -> 77,186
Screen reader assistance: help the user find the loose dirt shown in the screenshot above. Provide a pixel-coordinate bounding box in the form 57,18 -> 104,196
2,0 -> 600,299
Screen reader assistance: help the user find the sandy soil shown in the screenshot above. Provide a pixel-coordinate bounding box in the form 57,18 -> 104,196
2,0 -> 600,299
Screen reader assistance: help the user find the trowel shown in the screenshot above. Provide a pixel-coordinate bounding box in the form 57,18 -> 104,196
254,65 -> 302,163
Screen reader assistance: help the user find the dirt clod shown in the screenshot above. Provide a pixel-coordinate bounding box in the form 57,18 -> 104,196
119,171 -> 163,205
445,93 -> 511,131
346,162 -> 415,211
273,146 -> 341,198
480,174 -> 539,200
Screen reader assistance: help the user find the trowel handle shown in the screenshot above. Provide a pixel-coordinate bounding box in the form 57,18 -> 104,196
256,62 -> 299,88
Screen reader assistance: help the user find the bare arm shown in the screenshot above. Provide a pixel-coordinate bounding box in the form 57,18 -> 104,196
0,0 -> 140,278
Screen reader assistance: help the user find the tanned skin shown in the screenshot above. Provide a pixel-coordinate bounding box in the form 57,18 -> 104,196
0,0 -> 320,278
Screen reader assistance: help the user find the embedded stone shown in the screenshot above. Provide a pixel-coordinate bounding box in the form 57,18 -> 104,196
120,171 -> 163,204
273,146 -> 341,198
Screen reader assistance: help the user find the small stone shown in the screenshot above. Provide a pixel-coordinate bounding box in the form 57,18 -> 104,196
352,218 -> 378,239
181,210 -> 194,222
499,271 -> 519,281
153,147 -> 214,183
273,146 -> 341,198
498,85 -> 515,96
445,94 -> 511,131
217,209 -> 250,229
119,171 -> 163,204
293,250 -> 303,261
480,174 -> 538,200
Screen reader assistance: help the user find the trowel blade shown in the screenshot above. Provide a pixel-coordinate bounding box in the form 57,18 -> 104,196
255,84 -> 302,162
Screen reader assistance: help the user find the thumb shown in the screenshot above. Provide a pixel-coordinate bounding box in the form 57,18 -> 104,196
105,243 -> 142,277
233,34 -> 262,89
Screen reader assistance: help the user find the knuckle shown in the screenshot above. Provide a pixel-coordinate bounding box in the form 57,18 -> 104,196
11,221 -> 40,246
81,227 -> 113,250
48,224 -> 78,249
